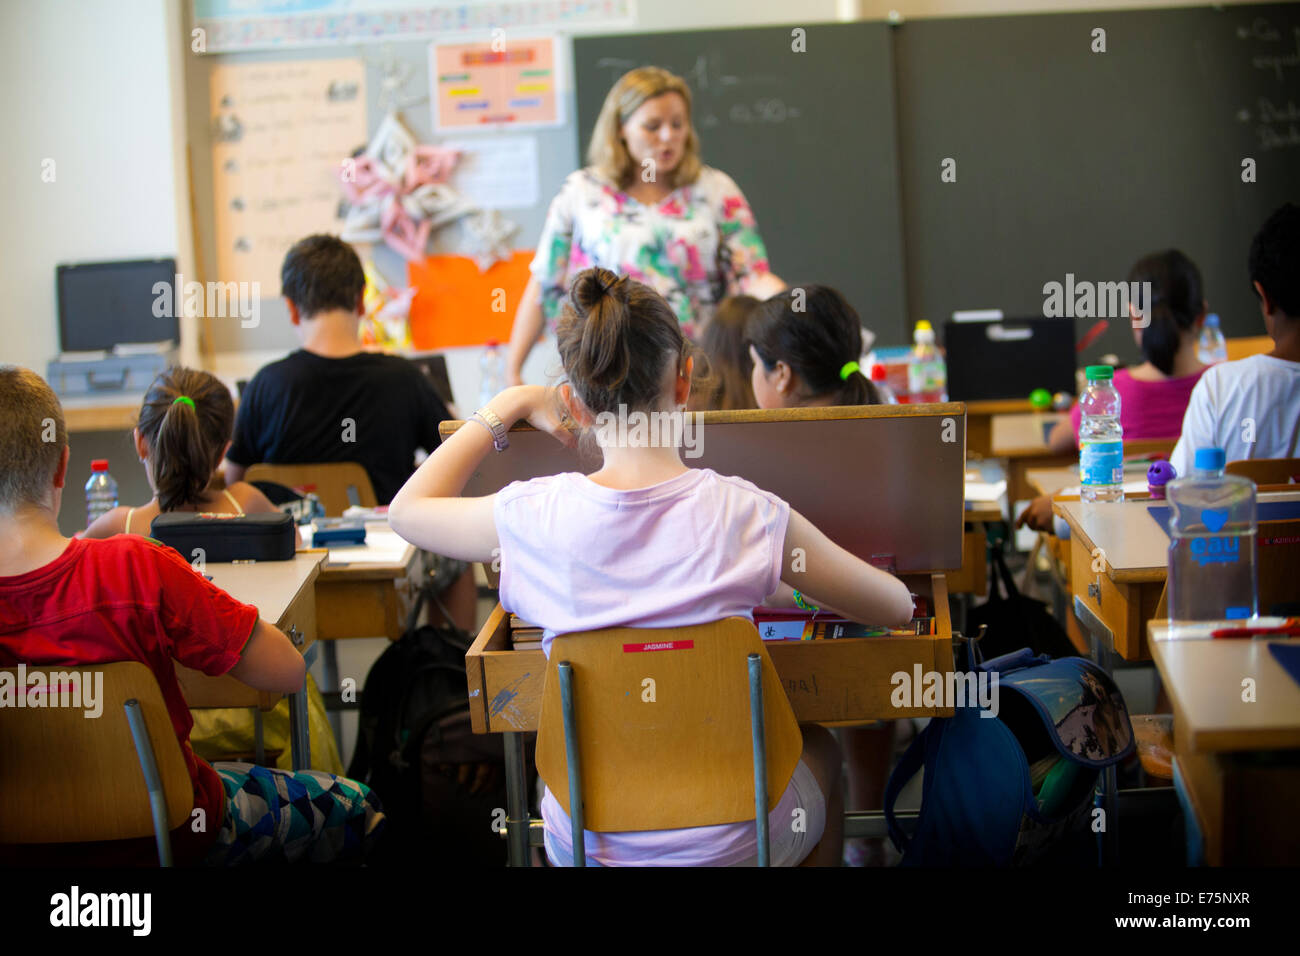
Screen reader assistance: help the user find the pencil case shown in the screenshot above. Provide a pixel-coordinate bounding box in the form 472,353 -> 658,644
149,511 -> 296,563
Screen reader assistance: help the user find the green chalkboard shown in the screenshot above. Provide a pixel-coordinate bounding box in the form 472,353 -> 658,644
895,3 -> 1300,362
574,23 -> 909,344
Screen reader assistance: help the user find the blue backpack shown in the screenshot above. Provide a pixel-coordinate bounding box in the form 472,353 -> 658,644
883,640 -> 1134,866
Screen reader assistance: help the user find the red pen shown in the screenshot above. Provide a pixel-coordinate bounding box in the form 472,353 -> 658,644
1211,620 -> 1300,639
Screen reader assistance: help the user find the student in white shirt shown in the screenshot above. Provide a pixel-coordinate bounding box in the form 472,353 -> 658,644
1170,203 -> 1300,477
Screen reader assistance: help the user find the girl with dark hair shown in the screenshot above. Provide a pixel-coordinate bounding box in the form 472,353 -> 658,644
747,285 -> 882,408
85,367 -> 280,537
690,294 -> 761,411
391,267 -> 914,866
1044,249 -> 1210,454
85,367 -> 339,773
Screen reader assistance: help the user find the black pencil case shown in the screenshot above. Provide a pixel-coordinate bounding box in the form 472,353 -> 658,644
149,511 -> 296,563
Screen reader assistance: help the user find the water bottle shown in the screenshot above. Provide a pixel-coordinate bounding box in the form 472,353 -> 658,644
85,459 -> 118,527
1078,365 -> 1124,503
1166,448 -> 1258,624
478,339 -> 505,408
906,320 -> 947,403
1196,313 -> 1228,365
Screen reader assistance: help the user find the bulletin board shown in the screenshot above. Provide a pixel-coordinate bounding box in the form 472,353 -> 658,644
182,4 -> 581,357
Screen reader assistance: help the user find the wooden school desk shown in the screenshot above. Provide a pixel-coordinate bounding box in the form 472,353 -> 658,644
991,411 -> 1075,505
175,552 -> 323,770
314,523 -> 421,641
965,398 -> 1033,458
1149,623 -> 1300,865
443,403 -> 968,865
1057,489 -> 1300,664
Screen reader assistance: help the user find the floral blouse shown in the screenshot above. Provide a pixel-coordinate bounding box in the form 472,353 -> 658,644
530,166 -> 771,339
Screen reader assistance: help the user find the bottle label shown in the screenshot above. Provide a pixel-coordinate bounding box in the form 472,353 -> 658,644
1080,440 -> 1123,486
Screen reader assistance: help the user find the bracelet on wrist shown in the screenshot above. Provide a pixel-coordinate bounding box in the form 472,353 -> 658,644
472,407 -> 510,452
792,589 -> 819,613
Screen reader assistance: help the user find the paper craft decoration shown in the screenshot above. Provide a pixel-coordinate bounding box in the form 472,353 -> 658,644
406,252 -> 533,350
211,58 -> 367,289
431,36 -> 562,132
338,113 -> 470,262
338,112 -> 520,267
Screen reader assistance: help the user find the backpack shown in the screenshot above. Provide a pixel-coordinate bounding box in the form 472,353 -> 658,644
347,588 -> 518,866
966,544 -> 1078,661
883,638 -> 1134,866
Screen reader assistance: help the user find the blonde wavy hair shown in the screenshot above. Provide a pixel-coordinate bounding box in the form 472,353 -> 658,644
587,67 -> 703,190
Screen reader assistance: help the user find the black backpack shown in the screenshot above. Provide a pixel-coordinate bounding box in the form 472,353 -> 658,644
347,589 -> 520,866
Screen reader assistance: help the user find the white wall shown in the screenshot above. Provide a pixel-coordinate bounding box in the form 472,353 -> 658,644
0,0 -> 188,377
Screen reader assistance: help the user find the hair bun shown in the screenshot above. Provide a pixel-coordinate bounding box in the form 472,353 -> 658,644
570,268 -> 626,313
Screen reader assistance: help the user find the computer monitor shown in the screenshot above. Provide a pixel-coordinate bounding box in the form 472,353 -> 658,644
943,318 -> 1076,402
56,258 -> 179,353
407,351 -> 456,409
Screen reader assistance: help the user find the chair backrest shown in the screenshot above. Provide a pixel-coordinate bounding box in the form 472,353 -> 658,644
1123,437 -> 1178,460
1226,458 -> 1300,486
1259,516 -> 1300,616
245,462 -> 378,516
1224,335 -> 1273,362
0,661 -> 193,844
535,618 -> 803,832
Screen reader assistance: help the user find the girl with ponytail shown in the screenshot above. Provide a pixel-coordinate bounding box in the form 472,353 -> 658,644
86,367 -> 338,774
391,266 -> 912,866
746,285 -> 882,409
1042,249 -> 1210,455
85,367 -> 280,538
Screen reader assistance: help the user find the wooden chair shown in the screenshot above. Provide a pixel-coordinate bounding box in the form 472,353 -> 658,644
1122,437 -> 1177,460
1224,335 -> 1273,362
1226,457 -> 1300,486
0,662 -> 194,866
535,618 -> 803,866
246,461 -> 378,516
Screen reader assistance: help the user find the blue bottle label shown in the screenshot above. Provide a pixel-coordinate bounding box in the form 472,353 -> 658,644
1080,440 -> 1123,486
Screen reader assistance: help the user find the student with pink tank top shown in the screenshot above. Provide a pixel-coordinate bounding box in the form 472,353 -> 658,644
390,267 -> 914,866
1018,250 -> 1210,532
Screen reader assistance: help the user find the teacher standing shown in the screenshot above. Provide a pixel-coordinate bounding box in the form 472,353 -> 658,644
506,66 -> 784,384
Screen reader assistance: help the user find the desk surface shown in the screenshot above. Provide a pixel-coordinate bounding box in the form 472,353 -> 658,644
314,524 -> 416,580
1060,489 -> 1300,583
207,553 -> 323,625
1028,465 -> 1154,499
965,399 -> 1035,416
1056,498 -> 1168,582
991,412 -> 1066,457
1149,623 -> 1300,753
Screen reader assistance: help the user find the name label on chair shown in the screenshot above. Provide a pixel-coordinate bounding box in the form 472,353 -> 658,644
623,640 -> 695,653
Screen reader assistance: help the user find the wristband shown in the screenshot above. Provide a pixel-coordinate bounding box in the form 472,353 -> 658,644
472,407 -> 510,452
792,589 -> 819,613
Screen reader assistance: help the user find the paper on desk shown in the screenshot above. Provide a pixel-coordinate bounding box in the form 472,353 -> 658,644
1056,479 -> 1150,497
965,480 -> 1007,503
317,528 -> 411,564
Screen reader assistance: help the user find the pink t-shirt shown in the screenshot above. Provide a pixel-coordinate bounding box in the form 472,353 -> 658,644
1069,366 -> 1207,443
493,467 -> 796,865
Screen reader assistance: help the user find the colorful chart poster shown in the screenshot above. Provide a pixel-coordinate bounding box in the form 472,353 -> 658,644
431,35 -> 562,132
209,59 -> 367,290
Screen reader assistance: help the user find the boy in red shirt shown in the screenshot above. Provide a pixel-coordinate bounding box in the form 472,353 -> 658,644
0,366 -> 384,864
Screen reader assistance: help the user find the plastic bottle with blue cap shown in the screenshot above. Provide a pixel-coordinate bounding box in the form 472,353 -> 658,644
1165,447 -> 1258,625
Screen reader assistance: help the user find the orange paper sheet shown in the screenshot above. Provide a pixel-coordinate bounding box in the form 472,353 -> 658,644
406,252 -> 532,349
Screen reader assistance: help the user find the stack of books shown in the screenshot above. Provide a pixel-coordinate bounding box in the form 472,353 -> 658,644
509,615 -> 543,651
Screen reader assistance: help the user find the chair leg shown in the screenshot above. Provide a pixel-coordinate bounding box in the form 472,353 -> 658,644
748,653 -> 771,868
558,661 -> 585,867
124,699 -> 174,867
